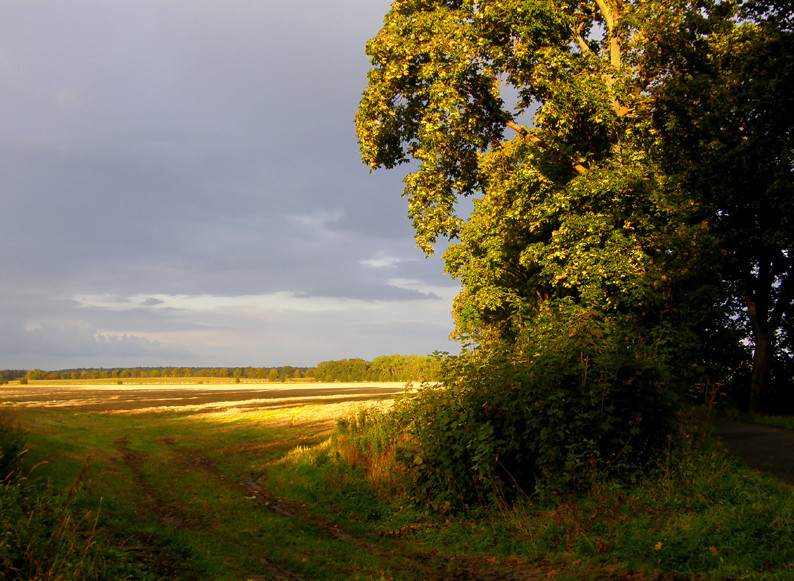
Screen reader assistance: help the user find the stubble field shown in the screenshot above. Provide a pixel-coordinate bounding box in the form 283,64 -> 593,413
0,381 -> 407,414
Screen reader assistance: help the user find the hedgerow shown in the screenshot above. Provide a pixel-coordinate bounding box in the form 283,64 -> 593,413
367,306 -> 679,508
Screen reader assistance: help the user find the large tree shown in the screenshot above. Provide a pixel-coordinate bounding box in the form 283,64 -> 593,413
356,1 -> 734,498
358,0 -> 794,414
654,1 -> 794,411
357,0 -> 719,360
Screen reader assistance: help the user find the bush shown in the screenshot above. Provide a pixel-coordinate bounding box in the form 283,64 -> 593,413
387,305 -> 679,508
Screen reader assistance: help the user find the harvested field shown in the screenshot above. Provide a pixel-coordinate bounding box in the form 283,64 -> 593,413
0,382 -> 407,413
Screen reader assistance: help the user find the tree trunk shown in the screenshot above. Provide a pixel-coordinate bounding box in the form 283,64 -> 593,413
746,289 -> 773,413
750,327 -> 773,413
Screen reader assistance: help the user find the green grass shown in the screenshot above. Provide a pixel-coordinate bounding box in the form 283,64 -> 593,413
277,410 -> 794,580
2,400 -> 793,580
0,404 -> 441,580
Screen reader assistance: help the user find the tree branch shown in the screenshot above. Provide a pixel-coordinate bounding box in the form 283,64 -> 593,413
595,0 -> 622,69
575,34 -> 591,54
595,0 -> 615,29
506,121 -> 588,175
573,21 -> 594,55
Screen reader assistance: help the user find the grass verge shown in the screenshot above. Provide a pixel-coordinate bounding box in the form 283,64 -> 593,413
719,409 -> 794,432
275,407 -> 794,580
0,414 -> 107,580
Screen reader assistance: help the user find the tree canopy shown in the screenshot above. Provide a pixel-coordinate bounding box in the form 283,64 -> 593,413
358,0 -> 712,374
358,0 -> 793,412
356,0 -> 793,499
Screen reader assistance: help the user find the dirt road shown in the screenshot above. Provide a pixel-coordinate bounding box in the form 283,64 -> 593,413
712,418 -> 794,485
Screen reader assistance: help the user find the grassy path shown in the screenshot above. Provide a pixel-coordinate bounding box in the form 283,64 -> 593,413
7,408 -> 396,579
1,385 -> 548,580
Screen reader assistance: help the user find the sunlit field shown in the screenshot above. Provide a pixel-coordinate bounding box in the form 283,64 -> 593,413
2,381 -> 793,580
0,381 -> 437,580
0,381 -> 406,415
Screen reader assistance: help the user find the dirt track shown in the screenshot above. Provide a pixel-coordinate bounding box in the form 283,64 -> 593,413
0,381 -> 559,580
712,418 -> 794,485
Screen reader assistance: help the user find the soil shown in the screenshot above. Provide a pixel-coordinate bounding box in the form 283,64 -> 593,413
0,383 -> 407,413
711,418 -> 794,485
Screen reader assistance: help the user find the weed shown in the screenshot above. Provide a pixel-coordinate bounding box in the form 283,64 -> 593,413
479,412 -> 794,578
316,405 -> 794,579
0,415 -> 105,580
0,414 -> 26,481
333,404 -> 407,494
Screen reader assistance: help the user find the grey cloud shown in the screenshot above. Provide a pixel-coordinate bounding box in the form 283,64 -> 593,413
295,282 -> 440,302
0,320 -> 196,369
0,0 -> 459,369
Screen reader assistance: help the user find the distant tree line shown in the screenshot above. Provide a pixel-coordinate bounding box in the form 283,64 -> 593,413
313,354 -> 441,383
0,366 -> 313,383
0,355 -> 440,384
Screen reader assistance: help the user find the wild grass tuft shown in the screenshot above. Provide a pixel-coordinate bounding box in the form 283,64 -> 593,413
333,404 -> 407,495
0,413 -> 105,581
0,415 -> 26,482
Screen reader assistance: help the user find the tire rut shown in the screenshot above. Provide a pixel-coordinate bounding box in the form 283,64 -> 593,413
162,436 -> 551,581
113,437 -> 200,579
244,474 -> 549,581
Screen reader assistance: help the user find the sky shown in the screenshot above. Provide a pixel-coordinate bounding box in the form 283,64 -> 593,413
0,0 -> 462,370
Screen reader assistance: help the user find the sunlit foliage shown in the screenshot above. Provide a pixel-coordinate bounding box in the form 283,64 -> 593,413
356,0 -> 794,499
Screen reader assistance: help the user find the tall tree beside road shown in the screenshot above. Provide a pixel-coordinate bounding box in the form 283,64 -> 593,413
654,0 -> 794,411
356,0 -> 793,498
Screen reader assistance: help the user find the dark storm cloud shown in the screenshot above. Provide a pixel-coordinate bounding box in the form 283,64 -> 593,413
0,0 -> 459,368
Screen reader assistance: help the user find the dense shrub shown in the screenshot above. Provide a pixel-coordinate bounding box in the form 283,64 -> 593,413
386,305 -> 679,508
